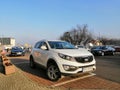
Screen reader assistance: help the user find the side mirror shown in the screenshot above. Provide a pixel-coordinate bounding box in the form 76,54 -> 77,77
41,45 -> 47,50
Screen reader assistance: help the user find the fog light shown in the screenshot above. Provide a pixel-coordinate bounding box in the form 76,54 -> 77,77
63,65 -> 70,71
63,65 -> 77,71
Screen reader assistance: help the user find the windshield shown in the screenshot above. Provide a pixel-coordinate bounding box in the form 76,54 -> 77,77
101,46 -> 107,50
12,47 -> 23,51
48,41 -> 75,49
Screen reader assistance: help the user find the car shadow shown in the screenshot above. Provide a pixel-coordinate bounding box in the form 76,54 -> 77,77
10,57 -> 50,81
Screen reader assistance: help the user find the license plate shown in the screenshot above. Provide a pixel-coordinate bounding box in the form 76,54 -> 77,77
83,67 -> 93,72
17,52 -> 22,55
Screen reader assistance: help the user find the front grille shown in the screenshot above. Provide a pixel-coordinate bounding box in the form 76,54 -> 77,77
75,56 -> 93,63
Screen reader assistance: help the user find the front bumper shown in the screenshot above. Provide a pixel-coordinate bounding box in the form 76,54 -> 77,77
60,64 -> 96,75
54,54 -> 96,76
11,52 -> 23,56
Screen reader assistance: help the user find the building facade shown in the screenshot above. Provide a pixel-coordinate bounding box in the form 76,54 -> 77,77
0,37 -> 15,49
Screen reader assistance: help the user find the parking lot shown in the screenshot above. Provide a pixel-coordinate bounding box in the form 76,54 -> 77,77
95,54 -> 120,83
1,53 -> 118,89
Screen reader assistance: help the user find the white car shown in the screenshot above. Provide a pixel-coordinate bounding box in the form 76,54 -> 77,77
75,45 -> 90,51
29,40 -> 96,81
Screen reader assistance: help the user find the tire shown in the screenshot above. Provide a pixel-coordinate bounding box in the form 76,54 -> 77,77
22,54 -> 25,56
112,52 -> 115,56
101,52 -> 104,56
47,63 -> 61,81
29,56 -> 35,68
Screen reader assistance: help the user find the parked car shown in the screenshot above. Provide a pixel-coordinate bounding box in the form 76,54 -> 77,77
91,46 -> 115,56
75,45 -> 90,51
10,46 -> 25,56
113,46 -> 120,52
29,40 -> 96,81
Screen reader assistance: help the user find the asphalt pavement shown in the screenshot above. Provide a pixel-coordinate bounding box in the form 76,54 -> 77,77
95,54 -> 120,83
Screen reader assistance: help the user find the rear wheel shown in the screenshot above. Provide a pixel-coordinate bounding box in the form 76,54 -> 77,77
29,56 -> 35,68
101,52 -> 104,56
47,63 -> 61,81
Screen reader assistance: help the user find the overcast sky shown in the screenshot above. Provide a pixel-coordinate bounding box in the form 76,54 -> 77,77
0,0 -> 120,45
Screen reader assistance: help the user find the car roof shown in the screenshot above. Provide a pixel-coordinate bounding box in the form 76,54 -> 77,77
12,46 -> 22,49
37,39 -> 66,43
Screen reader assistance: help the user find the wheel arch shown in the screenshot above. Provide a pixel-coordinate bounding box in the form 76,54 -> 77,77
47,59 -> 58,67
30,55 -> 33,59
46,58 -> 61,81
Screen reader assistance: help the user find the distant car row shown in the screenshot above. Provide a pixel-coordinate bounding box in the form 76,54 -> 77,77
7,44 -> 120,57
76,45 -> 120,56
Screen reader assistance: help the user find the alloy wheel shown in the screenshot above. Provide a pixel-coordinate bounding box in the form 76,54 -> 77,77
47,64 -> 61,81
101,52 -> 104,56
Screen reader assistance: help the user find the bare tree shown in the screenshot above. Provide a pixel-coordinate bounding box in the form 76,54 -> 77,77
59,24 -> 94,46
60,24 -> 120,46
99,36 -> 120,45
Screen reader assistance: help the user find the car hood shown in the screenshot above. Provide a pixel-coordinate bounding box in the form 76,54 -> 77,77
52,48 -> 92,57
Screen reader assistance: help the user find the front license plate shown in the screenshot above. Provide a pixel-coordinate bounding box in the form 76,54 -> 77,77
83,67 -> 93,72
17,52 -> 22,55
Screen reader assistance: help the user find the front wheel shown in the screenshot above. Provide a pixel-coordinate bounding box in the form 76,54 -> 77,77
47,63 -> 61,81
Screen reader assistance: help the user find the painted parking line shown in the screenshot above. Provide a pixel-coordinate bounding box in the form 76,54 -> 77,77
51,73 -> 96,88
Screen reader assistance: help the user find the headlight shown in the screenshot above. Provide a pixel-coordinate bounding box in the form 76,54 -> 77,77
58,53 -> 75,61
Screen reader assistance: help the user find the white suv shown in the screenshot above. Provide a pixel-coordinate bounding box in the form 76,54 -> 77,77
29,40 -> 96,81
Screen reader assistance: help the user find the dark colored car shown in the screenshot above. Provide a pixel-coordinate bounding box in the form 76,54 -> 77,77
91,46 -> 115,56
113,46 -> 120,52
10,47 -> 25,56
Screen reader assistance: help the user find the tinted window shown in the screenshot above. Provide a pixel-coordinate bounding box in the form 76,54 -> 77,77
11,47 -> 23,51
101,46 -> 107,49
91,46 -> 100,49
